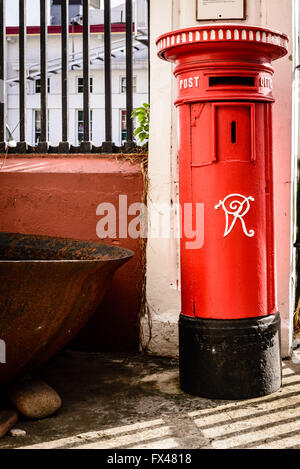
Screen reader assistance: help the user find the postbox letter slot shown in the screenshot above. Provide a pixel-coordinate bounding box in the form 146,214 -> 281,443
209,76 -> 255,87
231,121 -> 237,143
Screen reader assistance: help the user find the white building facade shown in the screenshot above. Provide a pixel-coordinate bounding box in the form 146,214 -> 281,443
5,1 -> 149,147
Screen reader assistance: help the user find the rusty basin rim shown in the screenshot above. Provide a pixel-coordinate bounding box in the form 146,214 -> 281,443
0,232 -> 135,262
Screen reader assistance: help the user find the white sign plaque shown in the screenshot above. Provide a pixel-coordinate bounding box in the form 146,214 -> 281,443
196,0 -> 245,20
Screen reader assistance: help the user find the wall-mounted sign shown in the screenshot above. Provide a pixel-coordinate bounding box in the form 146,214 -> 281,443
196,0 -> 245,21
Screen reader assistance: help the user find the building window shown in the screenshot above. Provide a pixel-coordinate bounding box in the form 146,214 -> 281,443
35,78 -> 50,94
77,77 -> 93,93
78,110 -> 93,143
34,110 -> 49,144
53,0 -> 83,4
121,76 -> 137,93
121,109 -> 137,143
121,110 -> 127,143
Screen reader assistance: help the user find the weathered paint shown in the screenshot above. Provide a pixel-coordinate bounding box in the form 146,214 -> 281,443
145,0 -> 293,358
157,24 -> 288,321
0,155 -> 144,352
156,24 -> 287,398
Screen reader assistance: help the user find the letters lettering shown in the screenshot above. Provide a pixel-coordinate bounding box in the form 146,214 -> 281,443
215,194 -> 255,238
180,76 -> 200,90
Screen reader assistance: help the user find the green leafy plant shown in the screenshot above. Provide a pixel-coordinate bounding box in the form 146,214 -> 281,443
131,103 -> 150,149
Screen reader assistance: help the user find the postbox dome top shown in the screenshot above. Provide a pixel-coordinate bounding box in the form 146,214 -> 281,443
157,24 -> 288,63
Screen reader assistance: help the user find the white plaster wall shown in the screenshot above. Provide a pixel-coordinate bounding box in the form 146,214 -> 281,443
6,0 -> 50,27
144,0 -> 294,357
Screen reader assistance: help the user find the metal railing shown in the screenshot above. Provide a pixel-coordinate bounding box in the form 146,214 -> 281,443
0,0 -> 149,154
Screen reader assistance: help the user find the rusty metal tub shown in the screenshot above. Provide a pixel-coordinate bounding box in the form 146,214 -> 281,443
0,233 -> 134,384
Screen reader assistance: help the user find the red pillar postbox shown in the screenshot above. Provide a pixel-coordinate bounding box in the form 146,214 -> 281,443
157,25 -> 288,399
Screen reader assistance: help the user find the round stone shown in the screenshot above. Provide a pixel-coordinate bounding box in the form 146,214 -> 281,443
8,378 -> 62,419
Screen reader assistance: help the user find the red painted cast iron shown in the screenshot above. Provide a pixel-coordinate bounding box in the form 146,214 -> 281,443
157,24 -> 288,399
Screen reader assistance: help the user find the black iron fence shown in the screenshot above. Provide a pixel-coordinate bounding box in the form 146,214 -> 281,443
0,0 -> 149,153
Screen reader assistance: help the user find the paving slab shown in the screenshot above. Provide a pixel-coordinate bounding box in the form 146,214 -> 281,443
0,350 -> 299,449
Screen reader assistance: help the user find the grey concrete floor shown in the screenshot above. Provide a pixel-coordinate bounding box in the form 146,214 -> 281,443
0,349 -> 300,449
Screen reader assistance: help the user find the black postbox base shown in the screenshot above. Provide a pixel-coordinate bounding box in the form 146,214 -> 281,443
179,313 -> 282,400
